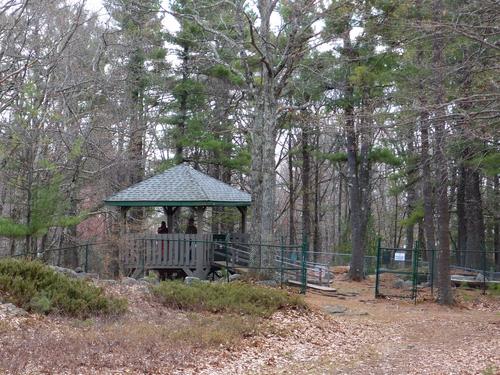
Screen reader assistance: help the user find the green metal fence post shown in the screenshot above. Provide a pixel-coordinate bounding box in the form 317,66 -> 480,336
224,235 -> 229,281
482,244 -> 486,295
259,243 -> 262,271
280,236 -> 284,288
412,241 -> 420,303
430,248 -> 435,297
300,236 -> 308,294
85,243 -> 89,273
375,238 -> 382,298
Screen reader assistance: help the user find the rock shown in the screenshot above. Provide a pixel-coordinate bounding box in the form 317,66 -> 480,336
403,280 -> 414,288
74,267 -> 83,273
228,274 -> 242,282
75,272 -> 99,280
2,303 -> 28,317
122,277 -> 138,285
184,276 -> 200,285
139,276 -> 160,285
323,305 -> 348,315
256,280 -> 278,287
49,265 -> 78,278
100,279 -> 117,285
393,279 -> 405,289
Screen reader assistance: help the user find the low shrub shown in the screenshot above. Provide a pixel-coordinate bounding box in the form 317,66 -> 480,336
0,258 -> 127,317
488,283 -> 500,296
152,280 -> 305,317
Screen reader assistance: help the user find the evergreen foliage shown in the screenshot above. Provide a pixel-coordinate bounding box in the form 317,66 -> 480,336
152,280 -> 305,317
0,259 -> 127,317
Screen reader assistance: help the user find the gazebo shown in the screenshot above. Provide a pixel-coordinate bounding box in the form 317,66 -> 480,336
104,164 -> 251,278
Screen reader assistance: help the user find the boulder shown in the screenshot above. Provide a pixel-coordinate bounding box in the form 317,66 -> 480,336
2,303 -> 28,317
100,279 -> 117,285
393,278 -> 405,289
184,276 -> 200,285
122,277 -> 138,285
323,305 -> 348,315
256,280 -> 278,287
228,274 -> 242,282
403,280 -> 414,288
49,265 -> 78,278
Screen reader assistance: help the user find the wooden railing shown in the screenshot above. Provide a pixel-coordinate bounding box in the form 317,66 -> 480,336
122,234 -> 213,273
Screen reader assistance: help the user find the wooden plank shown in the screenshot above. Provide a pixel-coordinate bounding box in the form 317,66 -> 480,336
288,280 -> 337,293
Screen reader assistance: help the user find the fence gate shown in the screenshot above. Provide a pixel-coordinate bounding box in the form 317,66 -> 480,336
375,239 -> 423,301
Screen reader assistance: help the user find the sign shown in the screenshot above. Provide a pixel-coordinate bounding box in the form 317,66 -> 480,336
394,252 -> 406,261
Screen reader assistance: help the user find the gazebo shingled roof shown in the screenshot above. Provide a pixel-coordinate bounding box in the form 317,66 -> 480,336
104,164 -> 251,207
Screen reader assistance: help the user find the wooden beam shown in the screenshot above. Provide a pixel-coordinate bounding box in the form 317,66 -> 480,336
237,206 -> 247,234
195,206 -> 206,233
120,206 -> 129,235
163,206 -> 178,233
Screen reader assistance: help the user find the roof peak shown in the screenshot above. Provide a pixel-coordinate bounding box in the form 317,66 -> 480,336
104,163 -> 251,207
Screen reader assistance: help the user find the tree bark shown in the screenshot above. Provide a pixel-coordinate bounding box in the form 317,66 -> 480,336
494,175 -> 500,271
302,123 -> 311,258
433,0 -> 453,305
288,130 -> 296,245
464,167 -> 485,268
457,165 -> 467,266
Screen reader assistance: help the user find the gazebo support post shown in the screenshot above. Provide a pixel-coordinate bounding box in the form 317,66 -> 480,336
120,206 -> 129,235
237,206 -> 247,234
195,207 -> 206,233
114,206 -> 129,277
163,206 -> 178,233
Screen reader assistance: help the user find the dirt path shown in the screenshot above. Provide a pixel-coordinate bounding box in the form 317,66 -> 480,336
194,280 -> 500,375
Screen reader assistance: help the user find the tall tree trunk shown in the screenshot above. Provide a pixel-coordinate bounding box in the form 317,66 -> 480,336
175,44 -> 189,164
433,0 -> 453,304
249,78 -> 277,271
420,109 -> 436,260
302,124 -> 311,258
288,130 -> 296,244
494,176 -> 500,271
313,131 -> 321,261
344,39 -> 370,281
457,165 -> 467,266
406,130 -> 417,251
127,46 -> 147,228
416,0 -> 436,264
465,168 -> 485,268
337,171 -> 343,248
249,0 -> 278,273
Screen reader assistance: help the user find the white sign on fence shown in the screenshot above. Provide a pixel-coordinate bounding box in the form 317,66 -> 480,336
394,252 -> 406,262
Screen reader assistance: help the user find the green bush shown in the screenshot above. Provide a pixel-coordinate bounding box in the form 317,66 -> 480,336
152,280 -> 305,317
488,283 -> 500,296
0,258 -> 127,317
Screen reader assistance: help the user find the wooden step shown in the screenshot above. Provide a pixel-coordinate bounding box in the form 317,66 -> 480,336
288,280 -> 336,294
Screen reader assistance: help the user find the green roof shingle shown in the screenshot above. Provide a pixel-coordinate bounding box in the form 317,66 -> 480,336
104,164 -> 251,207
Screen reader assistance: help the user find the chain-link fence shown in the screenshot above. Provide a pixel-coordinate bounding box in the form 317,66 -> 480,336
375,240 -> 500,301
0,242 -> 117,278
213,237 -> 309,293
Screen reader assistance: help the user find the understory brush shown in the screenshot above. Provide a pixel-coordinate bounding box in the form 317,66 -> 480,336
152,280 -> 305,317
0,258 -> 127,317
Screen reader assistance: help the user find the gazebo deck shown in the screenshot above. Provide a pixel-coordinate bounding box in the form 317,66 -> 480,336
122,233 -> 248,279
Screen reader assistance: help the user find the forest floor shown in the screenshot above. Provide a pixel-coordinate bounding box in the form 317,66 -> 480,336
0,276 -> 499,375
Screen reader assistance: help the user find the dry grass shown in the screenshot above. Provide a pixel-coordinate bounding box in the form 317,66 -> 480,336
0,281 -> 266,374
0,310 -> 261,374
3,277 -> 497,374
152,280 -> 305,317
